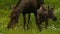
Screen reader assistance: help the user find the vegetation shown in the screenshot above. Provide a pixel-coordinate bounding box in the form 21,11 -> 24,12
0,0 -> 60,34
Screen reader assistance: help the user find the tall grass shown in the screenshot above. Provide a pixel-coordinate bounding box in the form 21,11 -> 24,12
0,9 -> 60,34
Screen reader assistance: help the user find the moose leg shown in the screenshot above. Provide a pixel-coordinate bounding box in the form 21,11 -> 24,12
45,20 -> 48,29
37,19 -> 43,31
45,16 -> 48,29
34,12 -> 42,31
27,13 -> 30,30
23,13 -> 26,29
34,13 -> 42,31
34,13 -> 38,26
34,12 -> 37,23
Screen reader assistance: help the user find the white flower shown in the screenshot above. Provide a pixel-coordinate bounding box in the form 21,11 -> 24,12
52,24 -> 56,30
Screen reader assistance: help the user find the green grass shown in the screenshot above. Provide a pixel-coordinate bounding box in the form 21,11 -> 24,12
0,9 -> 60,34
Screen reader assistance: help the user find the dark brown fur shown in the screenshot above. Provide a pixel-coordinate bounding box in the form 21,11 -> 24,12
7,0 -> 44,29
37,5 -> 57,31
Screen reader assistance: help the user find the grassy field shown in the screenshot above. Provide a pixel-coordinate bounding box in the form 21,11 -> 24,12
0,9 -> 60,34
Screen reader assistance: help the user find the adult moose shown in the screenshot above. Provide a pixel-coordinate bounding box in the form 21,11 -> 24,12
7,0 -> 44,30
37,5 -> 57,31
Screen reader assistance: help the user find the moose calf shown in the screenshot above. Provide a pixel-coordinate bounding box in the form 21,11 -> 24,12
36,5 -> 57,31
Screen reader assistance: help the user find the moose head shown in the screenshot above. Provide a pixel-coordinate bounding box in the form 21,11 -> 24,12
48,6 -> 57,21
